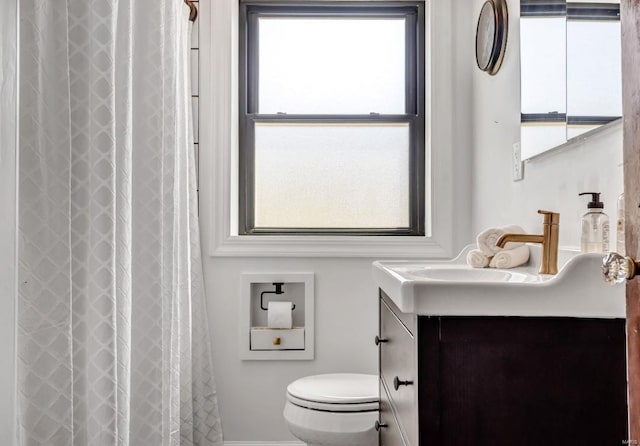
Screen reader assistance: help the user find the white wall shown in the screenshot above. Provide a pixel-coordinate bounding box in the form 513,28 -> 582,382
199,0 -> 622,441
469,0 -> 623,245
203,257 -> 379,440
198,0 -> 472,441
0,0 -> 17,444
204,0 -> 621,440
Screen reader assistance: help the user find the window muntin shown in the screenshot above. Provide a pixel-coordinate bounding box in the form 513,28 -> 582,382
239,2 -> 425,235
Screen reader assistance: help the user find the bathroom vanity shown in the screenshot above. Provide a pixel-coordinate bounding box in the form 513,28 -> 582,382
374,247 -> 628,446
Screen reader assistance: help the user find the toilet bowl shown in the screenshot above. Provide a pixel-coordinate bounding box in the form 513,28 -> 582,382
283,373 -> 379,446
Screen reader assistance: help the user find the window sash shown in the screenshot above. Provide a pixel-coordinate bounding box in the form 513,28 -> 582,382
240,114 -> 424,235
239,1 -> 425,236
243,3 -> 420,115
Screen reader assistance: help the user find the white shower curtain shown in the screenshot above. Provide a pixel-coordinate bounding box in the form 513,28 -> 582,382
17,1 -> 223,445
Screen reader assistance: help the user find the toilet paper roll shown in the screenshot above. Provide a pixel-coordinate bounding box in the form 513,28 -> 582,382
267,301 -> 293,329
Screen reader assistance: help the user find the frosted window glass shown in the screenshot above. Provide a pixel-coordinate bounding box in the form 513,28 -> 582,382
254,123 -> 409,228
567,124 -> 600,139
521,124 -> 567,160
258,18 -> 406,114
567,20 -> 621,117
520,17 -> 566,114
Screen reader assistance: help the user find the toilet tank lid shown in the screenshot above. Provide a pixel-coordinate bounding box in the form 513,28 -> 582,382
287,373 -> 379,404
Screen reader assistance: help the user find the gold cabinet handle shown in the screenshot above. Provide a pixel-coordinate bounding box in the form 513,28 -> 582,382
272,337 -> 281,345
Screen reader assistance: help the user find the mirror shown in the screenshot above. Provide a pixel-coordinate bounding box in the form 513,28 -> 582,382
520,0 -> 621,160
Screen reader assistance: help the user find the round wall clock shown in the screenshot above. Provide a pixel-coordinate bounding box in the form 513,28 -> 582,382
475,0 -> 508,75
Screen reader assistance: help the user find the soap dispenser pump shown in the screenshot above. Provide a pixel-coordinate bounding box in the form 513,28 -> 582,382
579,192 -> 610,253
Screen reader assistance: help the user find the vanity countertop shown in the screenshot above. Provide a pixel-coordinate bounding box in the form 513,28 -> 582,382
372,245 -> 625,318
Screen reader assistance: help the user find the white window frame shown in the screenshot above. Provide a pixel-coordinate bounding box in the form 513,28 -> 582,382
199,0 -> 459,257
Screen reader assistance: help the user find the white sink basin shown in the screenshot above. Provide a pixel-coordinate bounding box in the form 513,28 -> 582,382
372,244 -> 625,318
394,264 -> 542,283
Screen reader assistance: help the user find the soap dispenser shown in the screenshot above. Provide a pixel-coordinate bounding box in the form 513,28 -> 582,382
579,192 -> 610,253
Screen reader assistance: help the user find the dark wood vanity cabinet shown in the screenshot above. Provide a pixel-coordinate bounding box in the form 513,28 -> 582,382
378,291 -> 628,446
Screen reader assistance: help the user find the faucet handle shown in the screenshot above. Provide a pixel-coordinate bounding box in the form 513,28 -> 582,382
538,209 -> 560,225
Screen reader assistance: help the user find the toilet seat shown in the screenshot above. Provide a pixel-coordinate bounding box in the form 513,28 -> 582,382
286,373 -> 379,412
287,393 -> 379,412
284,373 -> 379,446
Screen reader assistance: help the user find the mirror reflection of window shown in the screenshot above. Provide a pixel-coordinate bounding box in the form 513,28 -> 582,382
520,5 -> 566,159
567,3 -> 621,138
520,0 -> 621,160
521,17 -> 566,115
521,125 -> 567,160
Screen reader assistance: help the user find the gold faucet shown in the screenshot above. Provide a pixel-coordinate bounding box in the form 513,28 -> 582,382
495,210 -> 560,275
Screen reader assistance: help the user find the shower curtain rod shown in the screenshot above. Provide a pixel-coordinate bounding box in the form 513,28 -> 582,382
185,0 -> 197,21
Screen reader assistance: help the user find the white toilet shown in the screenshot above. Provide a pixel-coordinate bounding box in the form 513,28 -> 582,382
283,373 -> 379,446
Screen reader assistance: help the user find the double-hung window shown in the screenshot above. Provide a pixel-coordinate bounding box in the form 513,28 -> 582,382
239,1 -> 425,235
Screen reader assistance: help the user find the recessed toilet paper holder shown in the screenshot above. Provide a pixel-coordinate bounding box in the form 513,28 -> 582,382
260,282 -> 296,311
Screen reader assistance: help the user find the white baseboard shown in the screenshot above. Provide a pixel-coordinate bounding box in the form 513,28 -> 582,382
224,442 -> 305,446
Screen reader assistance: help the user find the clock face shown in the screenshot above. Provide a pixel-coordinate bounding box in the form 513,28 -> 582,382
475,0 -> 508,75
476,1 -> 497,70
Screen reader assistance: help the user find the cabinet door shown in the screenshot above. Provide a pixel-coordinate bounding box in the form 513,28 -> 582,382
380,379 -> 408,446
419,317 -> 627,446
380,299 -> 417,446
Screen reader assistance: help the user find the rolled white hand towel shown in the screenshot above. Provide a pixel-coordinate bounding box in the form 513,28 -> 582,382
467,249 -> 491,268
477,225 -> 526,256
489,245 -> 530,269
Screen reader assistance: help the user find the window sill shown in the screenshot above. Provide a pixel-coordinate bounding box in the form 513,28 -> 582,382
210,234 -> 452,258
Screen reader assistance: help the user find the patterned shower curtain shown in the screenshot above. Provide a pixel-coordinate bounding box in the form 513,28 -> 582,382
17,1 -> 223,445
